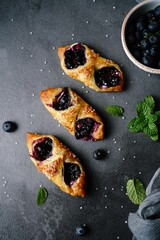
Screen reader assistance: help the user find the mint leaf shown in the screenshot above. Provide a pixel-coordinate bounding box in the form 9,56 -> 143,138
126,179 -> 146,205
37,186 -> 48,206
155,111 -> 160,120
143,96 -> 155,112
146,113 -> 158,123
150,135 -> 159,141
136,96 -> 155,118
128,117 -> 147,132
106,105 -> 124,116
143,123 -> 158,139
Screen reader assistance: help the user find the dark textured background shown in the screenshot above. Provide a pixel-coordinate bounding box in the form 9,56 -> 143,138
1,0 -> 160,239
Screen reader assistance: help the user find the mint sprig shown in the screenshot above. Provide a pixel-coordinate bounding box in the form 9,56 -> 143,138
128,96 -> 160,141
37,186 -> 48,206
126,178 -> 146,205
106,105 -> 124,116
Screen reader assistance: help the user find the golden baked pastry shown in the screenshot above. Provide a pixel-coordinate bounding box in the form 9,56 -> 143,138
40,87 -> 104,141
26,132 -> 86,197
58,43 -> 124,92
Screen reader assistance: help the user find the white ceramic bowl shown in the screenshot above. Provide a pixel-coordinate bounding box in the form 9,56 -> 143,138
121,0 -> 160,74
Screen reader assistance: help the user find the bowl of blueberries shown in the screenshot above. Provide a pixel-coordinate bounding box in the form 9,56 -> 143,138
121,0 -> 160,74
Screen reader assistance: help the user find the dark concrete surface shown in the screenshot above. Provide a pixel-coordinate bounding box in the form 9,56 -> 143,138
0,0 -> 160,239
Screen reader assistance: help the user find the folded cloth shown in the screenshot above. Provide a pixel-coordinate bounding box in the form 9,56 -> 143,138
128,168 -> 160,240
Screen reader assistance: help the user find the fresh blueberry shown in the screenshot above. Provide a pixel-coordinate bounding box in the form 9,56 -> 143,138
76,225 -> 87,237
127,34 -> 135,44
135,31 -> 143,41
132,48 -> 142,60
143,49 -> 150,57
140,39 -> 150,49
149,35 -> 159,44
142,55 -> 155,67
148,21 -> 160,33
136,21 -> 146,31
93,149 -> 105,160
142,29 -> 152,39
150,46 -> 160,56
154,5 -> 160,18
146,10 -> 155,19
3,121 -> 17,132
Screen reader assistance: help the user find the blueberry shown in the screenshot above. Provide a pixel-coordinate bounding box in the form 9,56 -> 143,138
140,39 -> 150,49
136,21 -> 146,31
149,35 -> 159,44
93,149 -> 105,160
3,121 -> 17,132
150,46 -> 160,56
76,225 -> 87,237
132,48 -> 142,60
154,5 -> 160,18
142,29 -> 152,39
135,31 -> 143,41
143,49 -> 150,57
146,10 -> 155,19
148,21 -> 160,33
127,34 -> 135,44
142,55 -> 155,67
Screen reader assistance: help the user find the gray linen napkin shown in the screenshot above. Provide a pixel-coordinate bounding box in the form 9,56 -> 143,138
128,168 -> 160,240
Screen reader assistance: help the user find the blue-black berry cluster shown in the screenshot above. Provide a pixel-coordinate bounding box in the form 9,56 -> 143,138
126,5 -> 160,69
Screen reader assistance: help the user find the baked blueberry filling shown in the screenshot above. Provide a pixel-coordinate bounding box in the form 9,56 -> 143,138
32,137 -> 52,161
94,67 -> 121,89
64,43 -> 86,69
64,163 -> 81,186
75,117 -> 99,141
51,88 -> 72,111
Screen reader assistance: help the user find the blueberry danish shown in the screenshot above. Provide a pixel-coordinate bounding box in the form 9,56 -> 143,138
40,87 -> 104,141
58,43 -> 124,92
26,132 -> 86,197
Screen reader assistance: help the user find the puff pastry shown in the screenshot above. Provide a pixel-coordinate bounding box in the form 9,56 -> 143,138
58,43 -> 124,92
40,87 -> 104,141
26,132 -> 86,197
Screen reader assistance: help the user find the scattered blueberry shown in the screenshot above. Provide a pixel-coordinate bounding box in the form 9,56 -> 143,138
76,225 -> 87,237
3,121 -> 17,132
93,149 -> 105,160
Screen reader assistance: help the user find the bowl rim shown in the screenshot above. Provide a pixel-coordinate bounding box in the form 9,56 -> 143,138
121,0 -> 160,74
